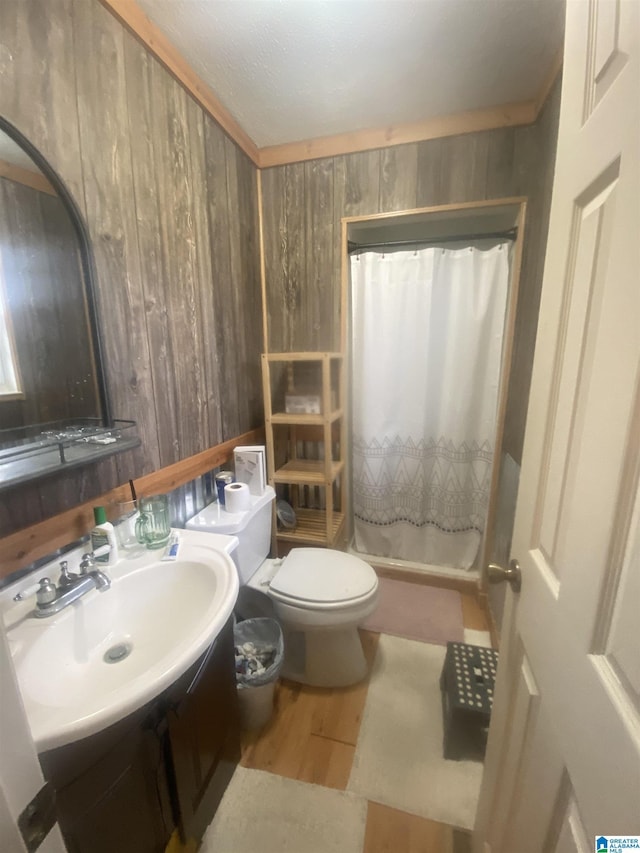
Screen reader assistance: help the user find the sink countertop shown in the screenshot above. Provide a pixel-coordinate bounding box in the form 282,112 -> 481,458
4,529 -> 239,751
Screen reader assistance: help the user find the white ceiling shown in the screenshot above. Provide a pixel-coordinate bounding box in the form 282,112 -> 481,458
135,0 -> 565,149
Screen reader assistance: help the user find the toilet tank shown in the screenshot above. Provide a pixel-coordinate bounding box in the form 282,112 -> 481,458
185,485 -> 275,584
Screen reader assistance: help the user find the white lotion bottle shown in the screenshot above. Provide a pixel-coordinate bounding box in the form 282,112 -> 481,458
91,506 -> 118,566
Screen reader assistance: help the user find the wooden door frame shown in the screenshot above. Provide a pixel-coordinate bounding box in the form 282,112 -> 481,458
340,197 -> 528,587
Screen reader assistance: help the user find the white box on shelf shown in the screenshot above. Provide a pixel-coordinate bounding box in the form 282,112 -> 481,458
285,394 -> 321,414
233,445 -> 267,496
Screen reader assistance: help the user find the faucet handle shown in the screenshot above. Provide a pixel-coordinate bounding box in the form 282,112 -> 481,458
79,553 -> 95,574
13,577 -> 47,602
58,560 -> 79,587
36,578 -> 57,606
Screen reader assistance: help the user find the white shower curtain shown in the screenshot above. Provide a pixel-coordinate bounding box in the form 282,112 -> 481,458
350,243 -> 509,570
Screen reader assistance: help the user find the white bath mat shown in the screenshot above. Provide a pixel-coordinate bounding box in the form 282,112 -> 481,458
201,766 -> 367,853
348,634 -> 484,830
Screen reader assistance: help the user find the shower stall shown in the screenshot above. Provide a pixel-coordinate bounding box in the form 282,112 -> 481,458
343,201 -> 524,579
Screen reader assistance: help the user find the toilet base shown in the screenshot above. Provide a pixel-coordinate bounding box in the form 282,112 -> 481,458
281,625 -> 368,688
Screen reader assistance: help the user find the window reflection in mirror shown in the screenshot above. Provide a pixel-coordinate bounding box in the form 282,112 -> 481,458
0,248 -> 23,398
0,126 -> 103,433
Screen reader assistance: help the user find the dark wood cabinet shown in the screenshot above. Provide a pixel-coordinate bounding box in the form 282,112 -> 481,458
166,615 -> 240,846
39,616 -> 239,853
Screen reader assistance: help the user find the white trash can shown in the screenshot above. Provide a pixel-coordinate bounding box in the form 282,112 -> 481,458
234,617 -> 284,730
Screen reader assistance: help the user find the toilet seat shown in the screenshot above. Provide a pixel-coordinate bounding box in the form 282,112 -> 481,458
268,548 -> 378,610
268,584 -> 377,611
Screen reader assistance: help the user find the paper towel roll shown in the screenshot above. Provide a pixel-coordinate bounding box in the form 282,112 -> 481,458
224,481 -> 251,513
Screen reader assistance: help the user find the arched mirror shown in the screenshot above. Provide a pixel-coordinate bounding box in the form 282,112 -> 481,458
0,119 -> 138,489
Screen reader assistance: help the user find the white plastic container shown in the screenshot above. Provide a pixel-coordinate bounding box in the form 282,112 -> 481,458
90,506 -> 119,566
237,681 -> 277,730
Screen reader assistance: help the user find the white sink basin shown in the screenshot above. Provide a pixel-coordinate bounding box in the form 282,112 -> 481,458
6,530 -> 239,751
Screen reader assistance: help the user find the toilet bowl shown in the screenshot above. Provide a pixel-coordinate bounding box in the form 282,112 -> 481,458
186,486 -> 379,687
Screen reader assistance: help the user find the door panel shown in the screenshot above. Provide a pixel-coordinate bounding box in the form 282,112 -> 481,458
548,792 -> 590,853
485,653 -> 540,853
500,701 -> 564,853
605,487 -> 640,705
587,0 -> 627,117
536,162 -> 619,573
475,0 -> 640,847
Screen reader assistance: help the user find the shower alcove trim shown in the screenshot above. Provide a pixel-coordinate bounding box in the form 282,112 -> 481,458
340,198 -> 528,588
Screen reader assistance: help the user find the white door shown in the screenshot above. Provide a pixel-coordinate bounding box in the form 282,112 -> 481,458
0,626 -> 66,852
475,1 -> 640,850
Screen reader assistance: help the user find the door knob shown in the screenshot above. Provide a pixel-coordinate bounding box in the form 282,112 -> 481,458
487,559 -> 522,593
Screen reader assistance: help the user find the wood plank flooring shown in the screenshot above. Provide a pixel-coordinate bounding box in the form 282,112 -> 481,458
238,586 -> 489,852
169,582 -> 490,852
240,630 -> 379,789
363,802 -> 473,853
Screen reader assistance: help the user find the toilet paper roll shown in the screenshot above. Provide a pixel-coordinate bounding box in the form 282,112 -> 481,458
224,481 -> 251,513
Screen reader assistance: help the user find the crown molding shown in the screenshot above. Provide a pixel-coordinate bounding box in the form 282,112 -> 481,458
257,100 -> 537,168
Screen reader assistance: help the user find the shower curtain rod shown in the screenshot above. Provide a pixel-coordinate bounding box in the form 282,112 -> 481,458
347,226 -> 518,254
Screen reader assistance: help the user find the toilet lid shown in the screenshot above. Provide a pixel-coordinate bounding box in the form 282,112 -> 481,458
269,548 -> 377,605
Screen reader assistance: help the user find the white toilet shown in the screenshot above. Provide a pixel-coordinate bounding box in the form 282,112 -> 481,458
186,485 -> 379,687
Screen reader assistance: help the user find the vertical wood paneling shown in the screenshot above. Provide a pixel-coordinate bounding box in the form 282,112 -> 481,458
0,0 -> 84,209
304,159 -> 334,351
379,144 -> 418,211
123,35 -> 176,468
261,167 -> 284,352
42,193 -> 99,421
0,482 -> 45,536
333,150 -> 381,347
224,136 -> 250,435
261,164 -> 306,353
0,180 -> 94,429
73,0 -> 159,471
38,456 -> 121,518
282,163 -> 307,351
259,167 -> 286,353
186,98 -> 222,447
0,0 -> 114,526
485,128 -> 517,199
0,0 -> 558,543
148,62 -> 207,462
415,138 -> 447,207
334,150 -> 382,218
260,98 -> 561,468
440,132 -> 490,202
234,149 -> 264,427
0,0 -> 262,538
204,117 -> 236,440
511,125 -> 539,197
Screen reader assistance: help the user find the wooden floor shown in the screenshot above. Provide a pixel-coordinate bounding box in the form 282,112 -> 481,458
237,587 -> 489,853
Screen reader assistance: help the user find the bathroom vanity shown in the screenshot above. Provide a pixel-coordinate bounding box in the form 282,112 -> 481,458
6,530 -> 242,851
39,617 -> 239,852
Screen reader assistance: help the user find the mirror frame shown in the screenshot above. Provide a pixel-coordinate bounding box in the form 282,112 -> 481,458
0,115 -> 111,429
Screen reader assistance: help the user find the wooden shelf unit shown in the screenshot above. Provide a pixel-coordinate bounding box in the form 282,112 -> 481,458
262,352 -> 346,550
271,459 -> 345,485
275,508 -> 345,545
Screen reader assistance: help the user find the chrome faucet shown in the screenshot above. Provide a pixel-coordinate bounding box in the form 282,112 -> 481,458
13,555 -> 111,618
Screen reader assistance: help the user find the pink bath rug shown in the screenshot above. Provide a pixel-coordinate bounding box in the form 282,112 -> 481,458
362,577 -> 464,645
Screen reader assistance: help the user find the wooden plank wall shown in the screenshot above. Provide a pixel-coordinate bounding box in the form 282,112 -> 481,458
501,78 -> 562,463
0,0 -> 263,538
0,178 -> 97,429
260,78 -> 562,464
